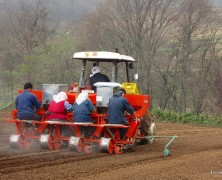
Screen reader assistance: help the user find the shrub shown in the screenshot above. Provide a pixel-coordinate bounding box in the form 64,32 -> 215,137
153,109 -> 222,127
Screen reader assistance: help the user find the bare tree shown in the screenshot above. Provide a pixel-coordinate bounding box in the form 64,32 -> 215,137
0,0 -> 55,103
9,0 -> 54,54
173,0 -> 222,113
81,0 -> 177,99
212,59 -> 222,114
152,48 -> 180,111
5,0 -> 55,81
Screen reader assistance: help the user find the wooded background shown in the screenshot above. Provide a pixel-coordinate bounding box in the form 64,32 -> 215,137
1,0 -> 222,115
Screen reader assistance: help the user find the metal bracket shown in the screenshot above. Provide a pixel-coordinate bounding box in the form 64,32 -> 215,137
146,135 -> 178,156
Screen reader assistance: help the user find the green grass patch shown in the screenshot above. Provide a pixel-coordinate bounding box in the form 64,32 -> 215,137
154,109 -> 222,127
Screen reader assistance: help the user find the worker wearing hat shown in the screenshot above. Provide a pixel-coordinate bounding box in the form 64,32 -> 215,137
47,92 -> 72,120
46,91 -> 73,137
73,91 -> 96,137
89,66 -> 110,91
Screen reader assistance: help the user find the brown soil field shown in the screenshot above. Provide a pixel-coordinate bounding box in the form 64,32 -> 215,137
1,111 -> 222,180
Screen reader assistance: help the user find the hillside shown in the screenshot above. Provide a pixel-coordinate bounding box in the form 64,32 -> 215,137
0,0 -> 102,25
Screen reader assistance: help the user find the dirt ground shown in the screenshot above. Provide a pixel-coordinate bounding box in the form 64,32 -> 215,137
1,111 -> 222,180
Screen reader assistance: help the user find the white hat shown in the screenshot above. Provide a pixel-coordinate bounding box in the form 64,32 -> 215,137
75,91 -> 88,105
92,66 -> 101,75
53,92 -> 67,103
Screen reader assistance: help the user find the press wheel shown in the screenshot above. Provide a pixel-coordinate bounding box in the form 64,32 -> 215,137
39,134 -> 54,150
10,134 -> 24,149
99,138 -> 114,154
69,136 -> 84,152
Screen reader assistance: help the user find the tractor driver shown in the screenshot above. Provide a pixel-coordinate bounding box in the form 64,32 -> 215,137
89,66 -> 110,92
108,88 -> 135,139
15,82 -> 41,127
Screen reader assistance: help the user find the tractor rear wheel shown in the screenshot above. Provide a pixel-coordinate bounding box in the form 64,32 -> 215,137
139,112 -> 157,144
148,122 -> 156,144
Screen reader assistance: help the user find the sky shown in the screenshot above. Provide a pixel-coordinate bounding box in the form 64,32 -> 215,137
213,0 -> 222,6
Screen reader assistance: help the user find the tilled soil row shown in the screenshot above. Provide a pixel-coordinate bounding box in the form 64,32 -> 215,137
0,151 -> 108,175
1,111 -> 222,180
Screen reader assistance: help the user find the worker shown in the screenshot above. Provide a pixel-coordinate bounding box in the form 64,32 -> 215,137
46,91 -> 73,136
73,91 -> 95,137
108,88 -> 135,139
15,82 -> 41,127
90,66 -> 110,91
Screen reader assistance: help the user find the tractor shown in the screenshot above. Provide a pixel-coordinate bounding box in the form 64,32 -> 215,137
68,51 -> 157,154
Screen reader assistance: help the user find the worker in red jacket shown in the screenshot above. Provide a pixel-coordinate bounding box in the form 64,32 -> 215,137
46,92 -> 73,136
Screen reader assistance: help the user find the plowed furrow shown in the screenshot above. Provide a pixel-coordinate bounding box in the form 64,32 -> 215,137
0,149 -> 67,161
0,152 -> 107,174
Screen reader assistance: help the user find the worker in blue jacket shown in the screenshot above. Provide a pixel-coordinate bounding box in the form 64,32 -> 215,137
108,88 -> 135,139
73,91 -> 95,137
15,82 -> 41,127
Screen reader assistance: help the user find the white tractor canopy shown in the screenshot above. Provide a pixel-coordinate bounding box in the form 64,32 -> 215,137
73,51 -> 135,62
72,51 -> 136,86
